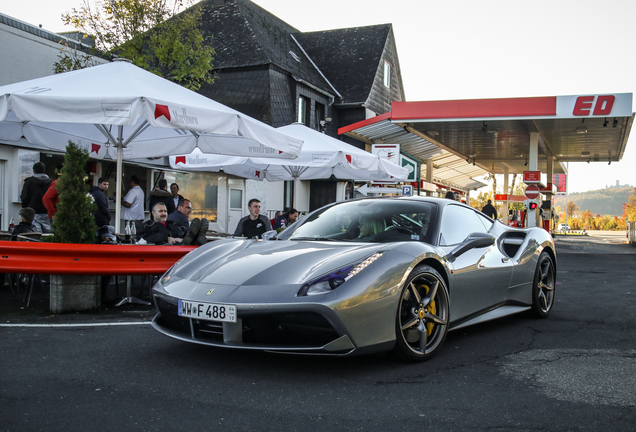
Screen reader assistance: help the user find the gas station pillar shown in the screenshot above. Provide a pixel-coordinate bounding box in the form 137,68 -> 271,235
526,133 -> 539,227
502,167 -> 510,225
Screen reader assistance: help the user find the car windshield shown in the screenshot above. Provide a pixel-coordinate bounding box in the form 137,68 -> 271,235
278,199 -> 438,244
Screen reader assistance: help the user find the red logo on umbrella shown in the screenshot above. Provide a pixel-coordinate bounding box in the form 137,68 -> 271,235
175,156 -> 186,165
91,143 -> 100,154
345,154 -> 352,164
155,104 -> 171,121
255,170 -> 261,178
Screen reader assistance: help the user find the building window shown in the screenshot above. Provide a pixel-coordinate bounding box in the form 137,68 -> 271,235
383,61 -> 391,88
315,102 -> 325,131
297,96 -> 310,126
174,172 -> 219,222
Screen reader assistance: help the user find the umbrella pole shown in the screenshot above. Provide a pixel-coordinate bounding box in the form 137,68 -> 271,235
293,176 -> 300,209
115,127 -> 123,234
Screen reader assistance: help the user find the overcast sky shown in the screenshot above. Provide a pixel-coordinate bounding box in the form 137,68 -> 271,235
3,0 -> 635,193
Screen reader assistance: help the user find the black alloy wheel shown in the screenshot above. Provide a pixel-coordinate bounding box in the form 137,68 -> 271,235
394,265 -> 449,362
531,251 -> 556,318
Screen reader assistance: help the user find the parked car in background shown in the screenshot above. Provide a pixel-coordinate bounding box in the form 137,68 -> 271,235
557,223 -> 571,231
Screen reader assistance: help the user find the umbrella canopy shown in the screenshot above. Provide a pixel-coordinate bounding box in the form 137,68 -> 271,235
169,124 -> 410,207
170,124 -> 408,180
0,60 -> 303,231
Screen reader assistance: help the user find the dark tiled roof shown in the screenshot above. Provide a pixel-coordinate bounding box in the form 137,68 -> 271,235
198,0 -> 335,97
293,25 -> 392,105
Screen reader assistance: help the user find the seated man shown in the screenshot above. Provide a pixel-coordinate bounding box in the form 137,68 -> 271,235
141,203 -> 187,245
167,199 -> 208,245
358,215 -> 385,238
10,207 -> 36,240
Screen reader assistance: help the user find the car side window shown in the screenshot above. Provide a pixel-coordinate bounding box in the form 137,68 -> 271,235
475,211 -> 494,230
439,205 -> 490,246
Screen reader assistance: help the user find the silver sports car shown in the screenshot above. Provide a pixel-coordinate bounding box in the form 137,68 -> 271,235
151,196 -> 556,361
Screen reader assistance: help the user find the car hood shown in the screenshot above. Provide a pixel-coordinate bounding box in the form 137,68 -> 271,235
168,239 -> 388,287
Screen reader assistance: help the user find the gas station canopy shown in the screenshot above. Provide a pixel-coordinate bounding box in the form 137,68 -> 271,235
339,93 -> 634,191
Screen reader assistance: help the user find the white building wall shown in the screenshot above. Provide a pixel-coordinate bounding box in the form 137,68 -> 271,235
0,14 -> 107,229
0,15 -> 106,86
296,180 -> 310,213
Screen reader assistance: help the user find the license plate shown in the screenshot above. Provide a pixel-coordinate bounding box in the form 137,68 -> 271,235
178,299 -> 237,323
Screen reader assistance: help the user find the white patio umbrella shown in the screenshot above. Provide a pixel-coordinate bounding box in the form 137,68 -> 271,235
169,123 -> 409,207
0,60 -> 303,231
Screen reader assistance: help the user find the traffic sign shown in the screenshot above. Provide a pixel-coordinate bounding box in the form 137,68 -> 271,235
356,184 -> 400,196
525,185 -> 540,199
401,185 -> 413,196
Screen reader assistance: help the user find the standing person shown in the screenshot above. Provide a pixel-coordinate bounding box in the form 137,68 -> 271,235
121,175 -> 145,231
20,162 -> 52,233
233,198 -> 272,239
42,178 -> 60,222
481,199 -> 498,220
170,183 -> 185,212
274,207 -> 299,230
149,179 -> 176,215
89,177 -> 111,241
444,191 -> 456,200
141,203 -> 186,245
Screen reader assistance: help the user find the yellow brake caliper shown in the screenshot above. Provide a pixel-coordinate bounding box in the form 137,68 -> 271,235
422,284 -> 437,336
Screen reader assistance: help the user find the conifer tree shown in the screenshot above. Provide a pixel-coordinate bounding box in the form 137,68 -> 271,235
51,141 -> 97,244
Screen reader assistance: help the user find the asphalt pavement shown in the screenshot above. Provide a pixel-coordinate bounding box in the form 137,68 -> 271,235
1,232 -> 635,431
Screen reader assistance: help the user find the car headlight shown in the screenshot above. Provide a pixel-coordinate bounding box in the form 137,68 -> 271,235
298,252 -> 384,296
158,257 -> 185,287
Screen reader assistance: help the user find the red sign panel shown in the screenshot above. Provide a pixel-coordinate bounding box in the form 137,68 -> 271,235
523,171 -> 541,183
494,194 -> 526,202
552,174 -> 567,193
525,185 -> 540,199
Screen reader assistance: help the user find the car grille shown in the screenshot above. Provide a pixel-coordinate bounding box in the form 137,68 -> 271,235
154,297 -> 340,349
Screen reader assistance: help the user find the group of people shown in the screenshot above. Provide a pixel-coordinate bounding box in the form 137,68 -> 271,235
118,177 -> 209,245
13,162 -> 208,245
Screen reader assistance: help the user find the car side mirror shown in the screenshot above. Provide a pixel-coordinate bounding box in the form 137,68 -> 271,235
446,232 -> 496,263
261,230 -> 278,241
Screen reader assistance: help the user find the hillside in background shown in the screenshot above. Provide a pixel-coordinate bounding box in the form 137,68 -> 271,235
553,186 -> 634,216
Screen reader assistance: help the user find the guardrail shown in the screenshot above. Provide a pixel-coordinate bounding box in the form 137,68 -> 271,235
0,241 -> 196,275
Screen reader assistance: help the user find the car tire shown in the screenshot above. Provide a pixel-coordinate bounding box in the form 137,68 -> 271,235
530,251 -> 555,318
393,265 -> 449,362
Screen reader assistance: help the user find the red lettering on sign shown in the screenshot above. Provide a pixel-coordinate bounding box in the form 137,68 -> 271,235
593,95 -> 615,115
573,96 -> 594,115
573,95 -> 616,116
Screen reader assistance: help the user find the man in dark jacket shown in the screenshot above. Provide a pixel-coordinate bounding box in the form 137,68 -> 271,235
20,162 -> 52,233
273,207 -> 299,230
482,199 -> 498,220
89,177 -> 111,240
141,203 -> 187,245
10,207 -> 36,240
148,179 -> 175,215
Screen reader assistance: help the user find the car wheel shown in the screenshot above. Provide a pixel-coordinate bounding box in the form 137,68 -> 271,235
531,251 -> 555,318
393,265 -> 449,362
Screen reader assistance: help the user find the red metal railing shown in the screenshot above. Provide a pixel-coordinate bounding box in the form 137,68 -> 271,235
0,241 -> 196,275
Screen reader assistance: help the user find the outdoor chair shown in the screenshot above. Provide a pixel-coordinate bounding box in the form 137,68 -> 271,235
14,232 -> 44,306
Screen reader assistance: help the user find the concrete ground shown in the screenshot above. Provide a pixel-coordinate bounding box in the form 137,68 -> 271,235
1,231 -> 635,431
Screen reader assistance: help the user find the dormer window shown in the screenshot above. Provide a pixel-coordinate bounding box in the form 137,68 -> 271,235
383,61 -> 391,88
